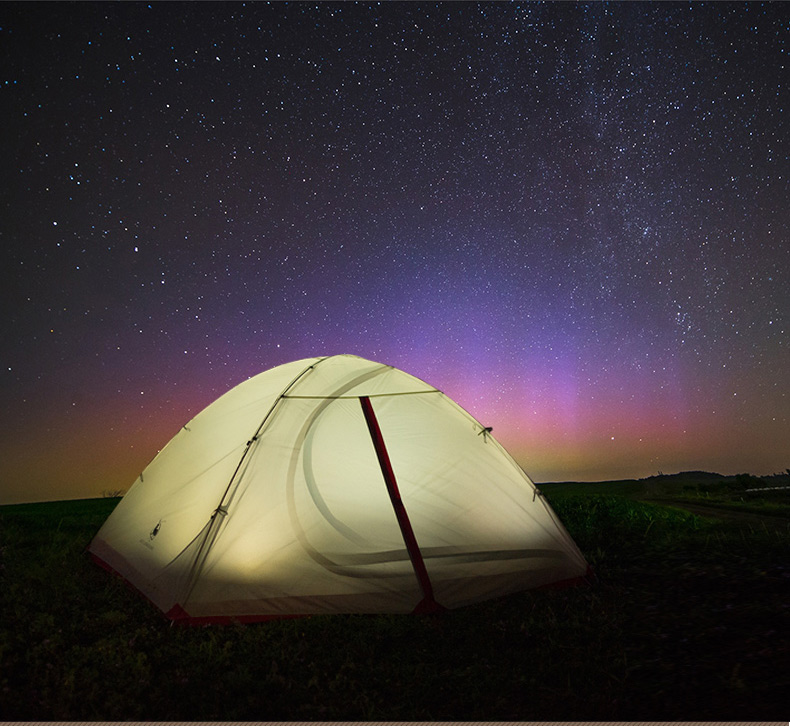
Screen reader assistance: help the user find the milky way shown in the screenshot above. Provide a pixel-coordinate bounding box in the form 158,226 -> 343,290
2,2 -> 788,503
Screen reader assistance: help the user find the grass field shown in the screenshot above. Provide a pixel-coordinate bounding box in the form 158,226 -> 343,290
1,473 -> 788,720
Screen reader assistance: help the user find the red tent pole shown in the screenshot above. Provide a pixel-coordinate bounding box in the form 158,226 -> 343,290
359,396 -> 443,614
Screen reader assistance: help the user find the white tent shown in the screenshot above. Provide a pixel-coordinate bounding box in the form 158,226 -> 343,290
89,354 -> 589,623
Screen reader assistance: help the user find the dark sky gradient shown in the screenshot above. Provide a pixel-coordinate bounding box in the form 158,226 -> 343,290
2,2 -> 788,504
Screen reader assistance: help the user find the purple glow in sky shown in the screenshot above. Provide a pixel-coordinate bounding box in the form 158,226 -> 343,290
1,2 -> 788,504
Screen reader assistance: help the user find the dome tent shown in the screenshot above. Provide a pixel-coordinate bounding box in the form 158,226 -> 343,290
89,354 -> 589,623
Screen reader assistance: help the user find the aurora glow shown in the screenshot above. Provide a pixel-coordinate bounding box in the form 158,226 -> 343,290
1,2 -> 788,504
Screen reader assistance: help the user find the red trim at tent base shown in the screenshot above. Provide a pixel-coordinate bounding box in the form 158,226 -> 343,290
88,550 -> 183,624
537,563 -> 596,590
165,603 -> 307,626
411,596 -> 447,615
165,598 -> 449,625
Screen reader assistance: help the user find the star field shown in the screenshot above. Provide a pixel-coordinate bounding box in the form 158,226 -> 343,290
1,2 -> 788,504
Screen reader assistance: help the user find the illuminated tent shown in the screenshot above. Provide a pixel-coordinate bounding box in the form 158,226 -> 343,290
89,354 -> 589,623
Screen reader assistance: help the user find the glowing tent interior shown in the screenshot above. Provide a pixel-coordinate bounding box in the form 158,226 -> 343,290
89,354 -> 590,623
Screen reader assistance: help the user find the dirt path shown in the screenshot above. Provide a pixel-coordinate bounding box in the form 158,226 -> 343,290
649,499 -> 790,532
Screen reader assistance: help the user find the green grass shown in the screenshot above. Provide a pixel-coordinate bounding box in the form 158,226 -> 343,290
542,471 -> 790,517
1,480 -> 788,720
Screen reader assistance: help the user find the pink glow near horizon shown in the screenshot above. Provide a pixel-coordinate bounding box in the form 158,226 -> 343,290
2,3 -> 788,504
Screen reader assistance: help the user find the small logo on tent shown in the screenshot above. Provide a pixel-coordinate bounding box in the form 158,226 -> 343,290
477,425 -> 493,442
150,520 -> 162,540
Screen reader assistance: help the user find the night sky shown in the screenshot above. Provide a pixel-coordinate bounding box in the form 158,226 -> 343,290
2,2 -> 788,505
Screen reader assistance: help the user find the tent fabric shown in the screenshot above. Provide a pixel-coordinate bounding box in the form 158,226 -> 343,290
89,354 -> 589,622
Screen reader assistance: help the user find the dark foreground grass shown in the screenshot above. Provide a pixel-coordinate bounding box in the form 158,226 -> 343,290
1,490 -> 788,720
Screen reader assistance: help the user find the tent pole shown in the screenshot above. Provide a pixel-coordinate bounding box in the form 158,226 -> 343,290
215,356 -> 330,511
179,356 -> 330,609
359,395 -> 442,614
